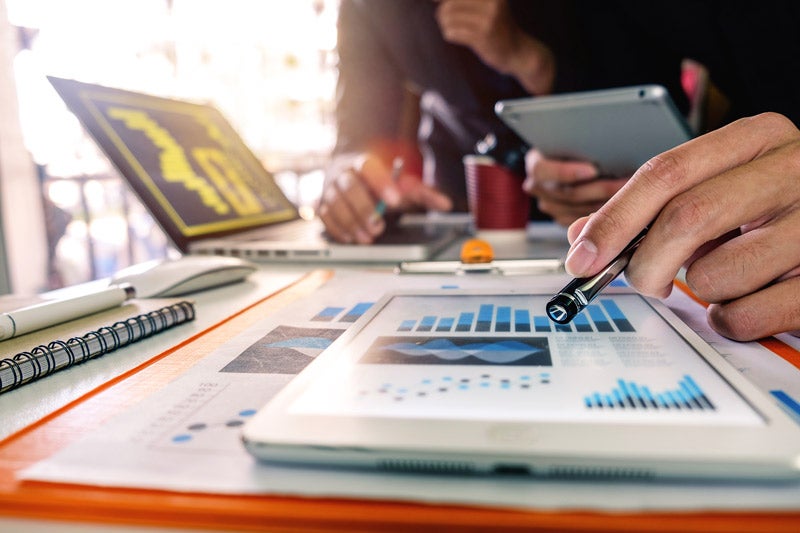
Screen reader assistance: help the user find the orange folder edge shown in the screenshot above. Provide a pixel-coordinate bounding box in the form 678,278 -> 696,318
0,273 -> 798,532
674,279 -> 800,371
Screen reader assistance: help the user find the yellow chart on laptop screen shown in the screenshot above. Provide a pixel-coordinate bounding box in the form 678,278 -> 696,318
48,76 -> 297,250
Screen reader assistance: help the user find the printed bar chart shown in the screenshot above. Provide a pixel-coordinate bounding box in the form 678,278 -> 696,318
496,306 -> 511,332
534,315 -> 550,332
417,316 -> 436,332
312,303 -> 374,323
514,309 -> 531,332
341,302 -> 374,323
436,317 -> 455,332
311,306 -> 345,322
394,300 -> 639,334
554,322 -> 572,333
584,374 -> 715,410
456,312 -> 474,332
587,304 -> 614,332
398,320 -> 416,332
573,313 -> 593,332
476,304 -> 493,332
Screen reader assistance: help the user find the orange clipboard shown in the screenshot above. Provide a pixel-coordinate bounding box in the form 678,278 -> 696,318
1,272 -> 799,532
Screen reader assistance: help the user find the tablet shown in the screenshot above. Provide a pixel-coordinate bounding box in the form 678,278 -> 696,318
242,288 -> 800,481
495,85 -> 693,177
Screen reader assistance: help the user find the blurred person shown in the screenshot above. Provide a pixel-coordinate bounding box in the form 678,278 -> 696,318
320,0 -> 704,243
319,0 -> 585,244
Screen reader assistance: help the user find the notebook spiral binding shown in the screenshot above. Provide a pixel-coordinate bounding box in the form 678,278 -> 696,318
0,300 -> 195,394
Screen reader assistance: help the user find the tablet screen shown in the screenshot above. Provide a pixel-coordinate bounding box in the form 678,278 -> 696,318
288,293 -> 764,427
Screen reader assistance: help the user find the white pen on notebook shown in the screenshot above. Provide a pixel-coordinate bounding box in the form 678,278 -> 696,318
0,283 -> 136,340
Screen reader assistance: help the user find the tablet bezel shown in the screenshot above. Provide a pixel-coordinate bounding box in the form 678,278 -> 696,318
495,85 -> 693,177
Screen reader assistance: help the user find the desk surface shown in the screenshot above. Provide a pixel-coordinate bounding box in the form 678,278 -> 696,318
0,221 -> 569,441
1,226 -> 799,532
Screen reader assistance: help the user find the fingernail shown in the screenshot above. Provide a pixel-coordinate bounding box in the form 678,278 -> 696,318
522,176 -> 534,192
565,239 -> 598,276
540,180 -> 559,192
383,187 -> 401,208
576,166 -> 598,180
369,216 -> 386,235
368,209 -> 384,227
355,229 -> 372,244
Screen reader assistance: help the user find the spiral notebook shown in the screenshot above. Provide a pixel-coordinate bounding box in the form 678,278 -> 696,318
0,300 -> 195,394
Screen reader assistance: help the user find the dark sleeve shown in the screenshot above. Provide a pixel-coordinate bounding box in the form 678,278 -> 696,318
570,3 -> 689,113
507,0 -> 589,94
333,0 -> 407,155
699,0 -> 800,126
568,0 -> 800,125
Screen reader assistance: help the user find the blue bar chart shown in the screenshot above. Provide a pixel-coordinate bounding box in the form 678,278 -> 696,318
341,302 -> 374,322
599,300 -> 635,332
514,309 -> 530,332
311,306 -> 345,322
312,302 -> 374,323
584,375 -> 715,410
476,304 -> 493,332
393,299 -> 636,334
456,312 -> 474,332
587,304 -> 614,332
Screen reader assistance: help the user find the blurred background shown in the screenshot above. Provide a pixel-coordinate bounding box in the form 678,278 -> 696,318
0,0 -> 338,293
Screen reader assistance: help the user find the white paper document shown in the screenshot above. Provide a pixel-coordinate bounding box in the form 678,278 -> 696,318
21,271 -> 800,512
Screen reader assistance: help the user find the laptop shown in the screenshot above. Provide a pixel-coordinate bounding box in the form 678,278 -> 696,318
242,287 -> 800,481
48,77 -> 462,263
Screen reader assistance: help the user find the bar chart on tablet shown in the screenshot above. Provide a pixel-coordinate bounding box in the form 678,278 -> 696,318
290,293 -> 764,426
393,299 -> 635,334
583,375 -> 716,411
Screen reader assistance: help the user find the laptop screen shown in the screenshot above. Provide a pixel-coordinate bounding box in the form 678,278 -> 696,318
48,76 -> 299,252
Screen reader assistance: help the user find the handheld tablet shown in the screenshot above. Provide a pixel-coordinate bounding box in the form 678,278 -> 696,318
495,85 -> 693,177
242,288 -> 800,481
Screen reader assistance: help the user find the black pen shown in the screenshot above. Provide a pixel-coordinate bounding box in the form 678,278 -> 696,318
546,227 -> 649,324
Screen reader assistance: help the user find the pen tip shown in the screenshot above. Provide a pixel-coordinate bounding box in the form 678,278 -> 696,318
546,294 -> 579,324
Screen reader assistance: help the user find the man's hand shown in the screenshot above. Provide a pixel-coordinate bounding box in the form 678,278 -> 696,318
523,149 -> 628,226
565,113 -> 800,341
435,0 -> 555,95
318,153 -> 452,244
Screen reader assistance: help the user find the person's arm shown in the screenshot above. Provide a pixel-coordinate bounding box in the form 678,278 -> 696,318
434,0 -> 555,95
332,1 -> 405,155
321,2 -> 452,244
564,112 -> 800,341
434,0 -> 621,226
